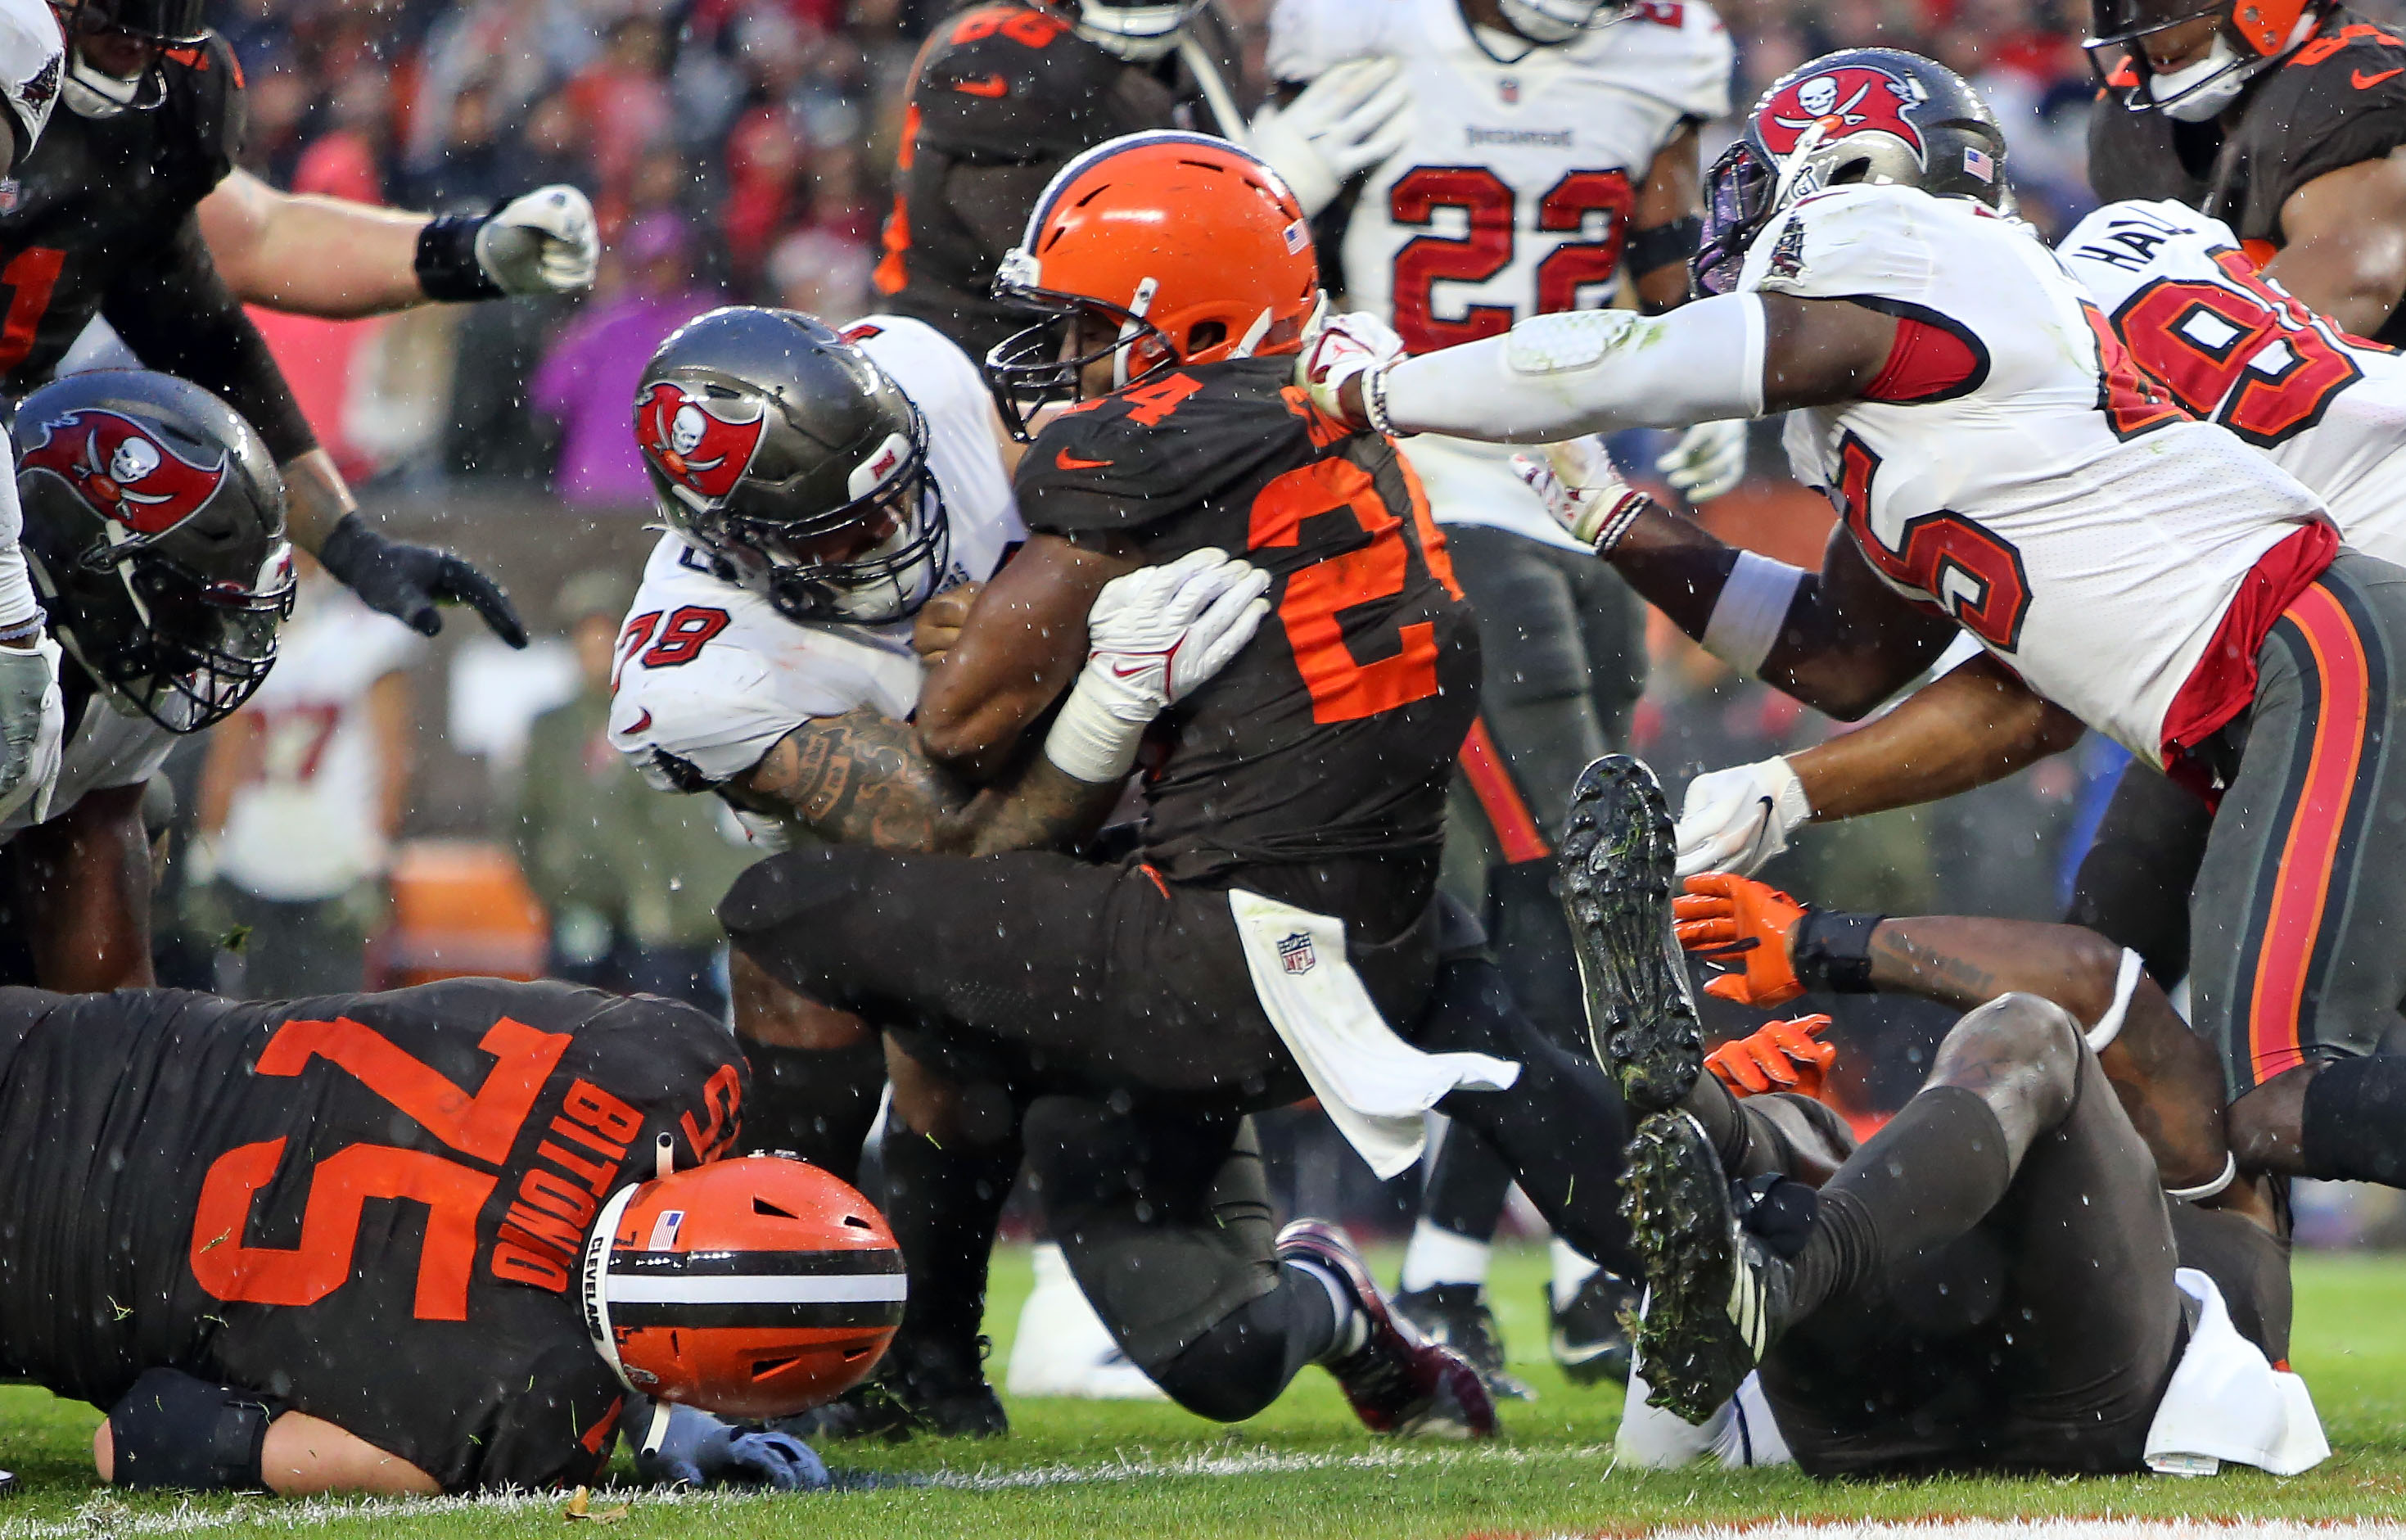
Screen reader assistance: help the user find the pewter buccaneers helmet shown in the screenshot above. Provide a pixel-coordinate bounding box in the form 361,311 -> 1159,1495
16,370 -> 294,734
634,307 -> 952,627
1692,48 -> 2007,296
582,1155 -> 905,1420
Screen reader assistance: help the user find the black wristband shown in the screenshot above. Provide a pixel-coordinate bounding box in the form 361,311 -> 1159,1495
108,1368 -> 282,1492
1790,909 -> 1883,995
414,211 -> 503,302
1625,215 -> 1703,279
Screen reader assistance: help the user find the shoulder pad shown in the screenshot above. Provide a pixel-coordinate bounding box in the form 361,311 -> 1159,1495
911,10 -> 1121,160
1014,367 -> 1308,533
1590,0 -> 1733,122
158,31 -> 243,189
1740,184 -> 1940,301
1266,0 -> 1403,81
2232,19 -> 2406,229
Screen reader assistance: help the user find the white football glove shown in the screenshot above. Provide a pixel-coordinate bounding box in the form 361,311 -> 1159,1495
1511,438 -> 1650,551
1044,548 -> 1274,783
0,634 -> 63,828
1296,307 -> 1405,430
1674,756 -> 1812,878
1250,57 -> 1414,219
1656,419 -> 1749,504
475,186 -> 601,296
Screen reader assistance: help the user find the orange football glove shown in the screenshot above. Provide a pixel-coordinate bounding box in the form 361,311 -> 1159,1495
1673,873 -> 1808,1007
1705,1014 -> 1837,1100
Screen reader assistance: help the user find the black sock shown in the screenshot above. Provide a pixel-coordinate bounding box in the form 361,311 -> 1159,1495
736,1036 -> 887,1185
1149,1263 -> 1338,1422
1786,1086 -> 2013,1316
880,1113 -> 1022,1384
1422,1125 -> 1513,1247
2301,1055 -> 2406,1185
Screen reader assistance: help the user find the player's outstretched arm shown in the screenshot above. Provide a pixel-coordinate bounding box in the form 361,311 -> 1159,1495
2264,150 -> 2406,340
96,1371 -> 440,1496
200,169 -> 601,319
15,782 -> 153,992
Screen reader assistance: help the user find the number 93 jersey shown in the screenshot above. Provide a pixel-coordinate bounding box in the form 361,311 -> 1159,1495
1267,0 -> 1729,354
2060,198 -> 2406,564
1752,184 -> 2329,767
0,980 -> 746,1493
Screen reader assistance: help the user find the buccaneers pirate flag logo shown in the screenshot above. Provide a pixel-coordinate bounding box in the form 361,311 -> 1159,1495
20,409 -> 228,535
637,383 -> 768,504
1760,64 -> 1928,160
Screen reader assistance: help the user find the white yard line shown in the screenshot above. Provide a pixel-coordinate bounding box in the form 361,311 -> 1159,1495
1612,1527 -> 2406,1540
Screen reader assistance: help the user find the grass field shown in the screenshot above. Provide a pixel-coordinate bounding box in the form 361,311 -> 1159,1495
7,1244 -> 2406,1539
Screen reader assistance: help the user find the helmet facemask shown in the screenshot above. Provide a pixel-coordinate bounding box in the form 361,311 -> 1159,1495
67,539 -> 294,733
1694,138 -> 1779,296
986,262 -> 1181,440
52,0 -> 205,117
2084,0 -> 2309,119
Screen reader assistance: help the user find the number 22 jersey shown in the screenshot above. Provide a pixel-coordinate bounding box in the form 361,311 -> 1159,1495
1749,183 -> 2331,767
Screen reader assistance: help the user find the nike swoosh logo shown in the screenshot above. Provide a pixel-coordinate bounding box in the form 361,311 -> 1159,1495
1108,660 -> 1155,679
629,709 -> 653,733
2355,66 -> 2403,88
952,73 -> 1008,97
1055,449 -> 1113,471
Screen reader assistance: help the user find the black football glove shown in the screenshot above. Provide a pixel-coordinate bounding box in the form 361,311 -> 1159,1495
318,513 -> 527,648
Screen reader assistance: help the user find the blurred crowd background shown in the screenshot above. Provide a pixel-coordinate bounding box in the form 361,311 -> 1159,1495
159,0 -> 2406,1244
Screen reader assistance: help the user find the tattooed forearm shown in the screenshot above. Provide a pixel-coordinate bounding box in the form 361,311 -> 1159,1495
730,709 -> 973,851
726,707 -> 1121,856
1869,924 -> 2003,1012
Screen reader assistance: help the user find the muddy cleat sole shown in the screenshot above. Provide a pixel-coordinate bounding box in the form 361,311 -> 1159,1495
1393,1284 -> 1535,1402
1621,1109 -> 1788,1425
1558,754 -> 1703,1113
1277,1220 -> 1499,1439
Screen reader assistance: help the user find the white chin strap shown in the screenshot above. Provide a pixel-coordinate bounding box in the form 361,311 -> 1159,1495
2146,34 -> 2249,120
61,56 -> 143,119
1113,277 -> 1160,390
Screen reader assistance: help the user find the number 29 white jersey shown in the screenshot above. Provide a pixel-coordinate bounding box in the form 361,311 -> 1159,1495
2059,199 -> 2406,566
607,316 -> 1024,796
1268,0 -> 1730,351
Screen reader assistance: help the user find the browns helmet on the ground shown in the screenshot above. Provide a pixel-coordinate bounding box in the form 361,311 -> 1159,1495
16,368 -> 293,733
581,1154 -> 906,1421
984,129 -> 1321,438
1693,49 -> 2007,296
634,305 -> 952,626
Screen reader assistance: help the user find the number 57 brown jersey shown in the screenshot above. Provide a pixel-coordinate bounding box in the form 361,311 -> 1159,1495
1015,357 -> 1481,887
0,979 -> 745,1493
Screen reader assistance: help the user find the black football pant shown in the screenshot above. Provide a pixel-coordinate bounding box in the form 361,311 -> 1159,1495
1428,526 -> 1646,1251
1747,997 -> 2186,1476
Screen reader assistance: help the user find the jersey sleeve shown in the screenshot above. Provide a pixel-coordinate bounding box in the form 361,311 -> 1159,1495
1265,0 -> 1400,83
1013,379 -> 1307,534
161,32 -> 244,197
1736,185 -> 1939,304
1614,0 -> 1734,125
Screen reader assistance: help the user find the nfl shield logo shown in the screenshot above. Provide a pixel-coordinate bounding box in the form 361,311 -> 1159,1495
1499,76 -> 1520,103
1277,932 -> 1317,975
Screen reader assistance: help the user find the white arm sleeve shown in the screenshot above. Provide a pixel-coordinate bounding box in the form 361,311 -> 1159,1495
1379,294 -> 1767,444
0,445 -> 38,638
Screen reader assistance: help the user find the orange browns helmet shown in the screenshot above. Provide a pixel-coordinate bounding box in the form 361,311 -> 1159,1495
580,1155 -> 905,1420
983,130 -> 1322,439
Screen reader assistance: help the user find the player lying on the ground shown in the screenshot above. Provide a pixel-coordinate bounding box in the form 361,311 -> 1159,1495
0,975 -> 902,1496
1560,756 -> 2323,1477
720,133 -> 1658,1441
1303,47 -> 2406,1231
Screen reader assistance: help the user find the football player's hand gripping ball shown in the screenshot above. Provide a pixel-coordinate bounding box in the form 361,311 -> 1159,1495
1672,872 -> 1810,1007
1250,57 -> 1414,219
475,187 -> 602,296
1042,549 -> 1273,783
1705,1014 -> 1836,1099
1672,756 -> 1811,877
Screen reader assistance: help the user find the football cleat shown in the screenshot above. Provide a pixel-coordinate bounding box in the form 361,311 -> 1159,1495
1559,754 -> 1704,1113
776,1330 -> 1007,1443
1548,1269 -> 1638,1387
1620,1110 -> 1795,1425
1276,1221 -> 1498,1438
1391,1285 -> 1534,1402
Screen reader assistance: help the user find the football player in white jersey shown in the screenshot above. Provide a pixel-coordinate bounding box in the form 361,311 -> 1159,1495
1266,0 -> 1730,1379
0,369 -> 294,994
1303,48 -> 2406,1400
610,305 -> 1280,1438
